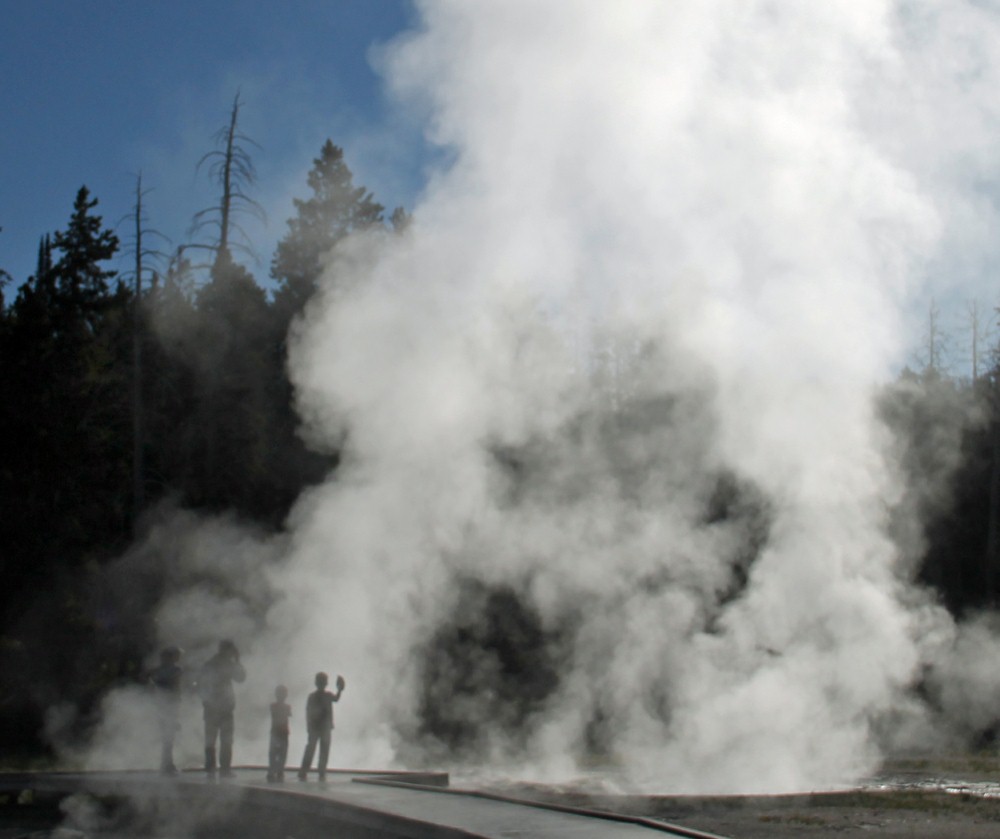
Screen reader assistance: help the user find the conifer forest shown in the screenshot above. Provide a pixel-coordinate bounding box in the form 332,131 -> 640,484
0,99 -> 406,752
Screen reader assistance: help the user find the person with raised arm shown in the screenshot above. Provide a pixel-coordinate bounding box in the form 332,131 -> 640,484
297,672 -> 345,781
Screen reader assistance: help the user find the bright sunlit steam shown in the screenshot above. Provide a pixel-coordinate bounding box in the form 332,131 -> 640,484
80,1 -> 1000,795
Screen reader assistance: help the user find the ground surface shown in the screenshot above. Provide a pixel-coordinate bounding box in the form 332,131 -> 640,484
483,756 -> 1000,838
6,755 -> 1000,837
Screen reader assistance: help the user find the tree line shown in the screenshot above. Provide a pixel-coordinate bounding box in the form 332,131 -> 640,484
0,99 -> 402,754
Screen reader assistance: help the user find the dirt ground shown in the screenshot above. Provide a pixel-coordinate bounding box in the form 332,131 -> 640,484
485,756 -> 1000,838
652,791 -> 1000,839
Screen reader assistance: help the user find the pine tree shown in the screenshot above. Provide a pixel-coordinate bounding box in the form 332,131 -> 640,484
263,140 -> 393,513
0,187 -> 129,595
51,186 -> 120,330
271,140 -> 385,318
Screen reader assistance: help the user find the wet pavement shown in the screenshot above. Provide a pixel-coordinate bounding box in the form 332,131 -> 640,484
243,769 -> 732,837
0,769 -> 733,839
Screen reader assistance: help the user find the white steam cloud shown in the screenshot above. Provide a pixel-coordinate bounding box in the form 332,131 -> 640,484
84,1 -> 1000,795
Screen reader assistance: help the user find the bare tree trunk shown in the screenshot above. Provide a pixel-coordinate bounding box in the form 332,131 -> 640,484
132,176 -> 145,526
985,386 -> 1000,605
219,97 -> 238,257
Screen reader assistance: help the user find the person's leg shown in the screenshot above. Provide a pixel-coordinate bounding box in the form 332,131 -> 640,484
159,708 -> 177,773
277,733 -> 289,780
317,731 -> 331,780
161,731 -> 176,773
298,732 -> 317,779
267,732 -> 279,780
203,707 -> 219,774
219,711 -> 235,775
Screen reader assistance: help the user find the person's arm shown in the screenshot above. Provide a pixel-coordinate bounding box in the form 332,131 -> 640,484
333,675 -> 346,701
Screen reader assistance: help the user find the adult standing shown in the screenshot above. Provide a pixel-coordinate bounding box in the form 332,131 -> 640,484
198,639 -> 246,778
148,646 -> 183,775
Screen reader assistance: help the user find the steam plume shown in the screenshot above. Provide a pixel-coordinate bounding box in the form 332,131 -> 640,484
87,1 -> 1000,794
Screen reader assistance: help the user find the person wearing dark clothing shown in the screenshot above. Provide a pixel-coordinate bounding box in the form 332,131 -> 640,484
149,646 -> 183,775
267,685 -> 292,782
297,672 -> 345,781
198,640 -> 246,778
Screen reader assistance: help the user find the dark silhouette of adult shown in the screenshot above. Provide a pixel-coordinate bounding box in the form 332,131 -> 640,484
297,672 -> 345,781
197,639 -> 246,778
148,646 -> 183,775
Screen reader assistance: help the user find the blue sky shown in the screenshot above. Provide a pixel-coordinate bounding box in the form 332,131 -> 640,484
0,0 -> 428,296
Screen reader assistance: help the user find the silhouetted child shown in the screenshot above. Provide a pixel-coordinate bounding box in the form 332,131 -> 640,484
297,672 -> 345,781
267,684 -> 292,782
149,646 -> 183,775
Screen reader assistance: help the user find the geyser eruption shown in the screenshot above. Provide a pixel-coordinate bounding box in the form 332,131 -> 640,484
283,0 -> 949,792
86,1 -> 1000,795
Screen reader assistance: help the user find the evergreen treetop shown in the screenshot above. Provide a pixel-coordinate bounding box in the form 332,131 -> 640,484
271,139 -> 385,315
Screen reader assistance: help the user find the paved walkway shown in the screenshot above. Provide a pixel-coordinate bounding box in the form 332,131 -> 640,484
0,769 -> 732,839
238,768 -> 731,838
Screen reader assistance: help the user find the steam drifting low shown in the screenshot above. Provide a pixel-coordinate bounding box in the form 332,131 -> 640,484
90,1 -> 1000,794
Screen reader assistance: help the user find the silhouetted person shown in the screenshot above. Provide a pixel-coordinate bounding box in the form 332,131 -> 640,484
267,684 -> 292,782
149,646 -> 183,775
197,639 -> 246,778
297,672 -> 345,781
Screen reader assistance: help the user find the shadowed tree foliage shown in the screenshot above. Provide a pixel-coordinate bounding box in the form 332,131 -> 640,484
0,187 -> 129,581
0,189 -> 135,749
880,368 -> 994,613
265,139 -> 398,510
186,250 -> 277,518
139,255 -> 199,504
0,132 -> 416,752
271,139 -> 386,321
146,97 -> 288,522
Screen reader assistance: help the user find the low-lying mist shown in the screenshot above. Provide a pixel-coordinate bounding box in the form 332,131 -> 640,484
73,0 -> 1000,794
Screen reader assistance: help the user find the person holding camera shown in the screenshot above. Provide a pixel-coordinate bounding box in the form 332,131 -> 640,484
197,639 -> 246,778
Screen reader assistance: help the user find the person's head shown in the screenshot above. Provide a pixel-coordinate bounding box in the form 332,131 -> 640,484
219,639 -> 238,659
161,646 -> 181,665
314,672 -> 329,689
275,684 -> 288,702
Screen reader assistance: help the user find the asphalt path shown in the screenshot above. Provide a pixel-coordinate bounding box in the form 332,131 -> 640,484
0,768 -> 734,839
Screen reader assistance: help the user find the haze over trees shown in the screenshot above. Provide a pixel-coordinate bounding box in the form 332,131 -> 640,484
0,99 -> 999,759
0,109 -> 399,752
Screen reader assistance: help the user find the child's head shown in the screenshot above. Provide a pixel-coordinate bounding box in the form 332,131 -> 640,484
314,671 -> 329,689
275,684 -> 288,702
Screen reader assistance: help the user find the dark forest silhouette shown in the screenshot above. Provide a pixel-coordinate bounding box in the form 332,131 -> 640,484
0,102 -> 401,753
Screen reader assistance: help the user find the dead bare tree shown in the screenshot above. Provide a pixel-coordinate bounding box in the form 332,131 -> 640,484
920,298 -> 949,375
190,93 -> 266,268
965,300 -> 994,383
118,174 -> 169,526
